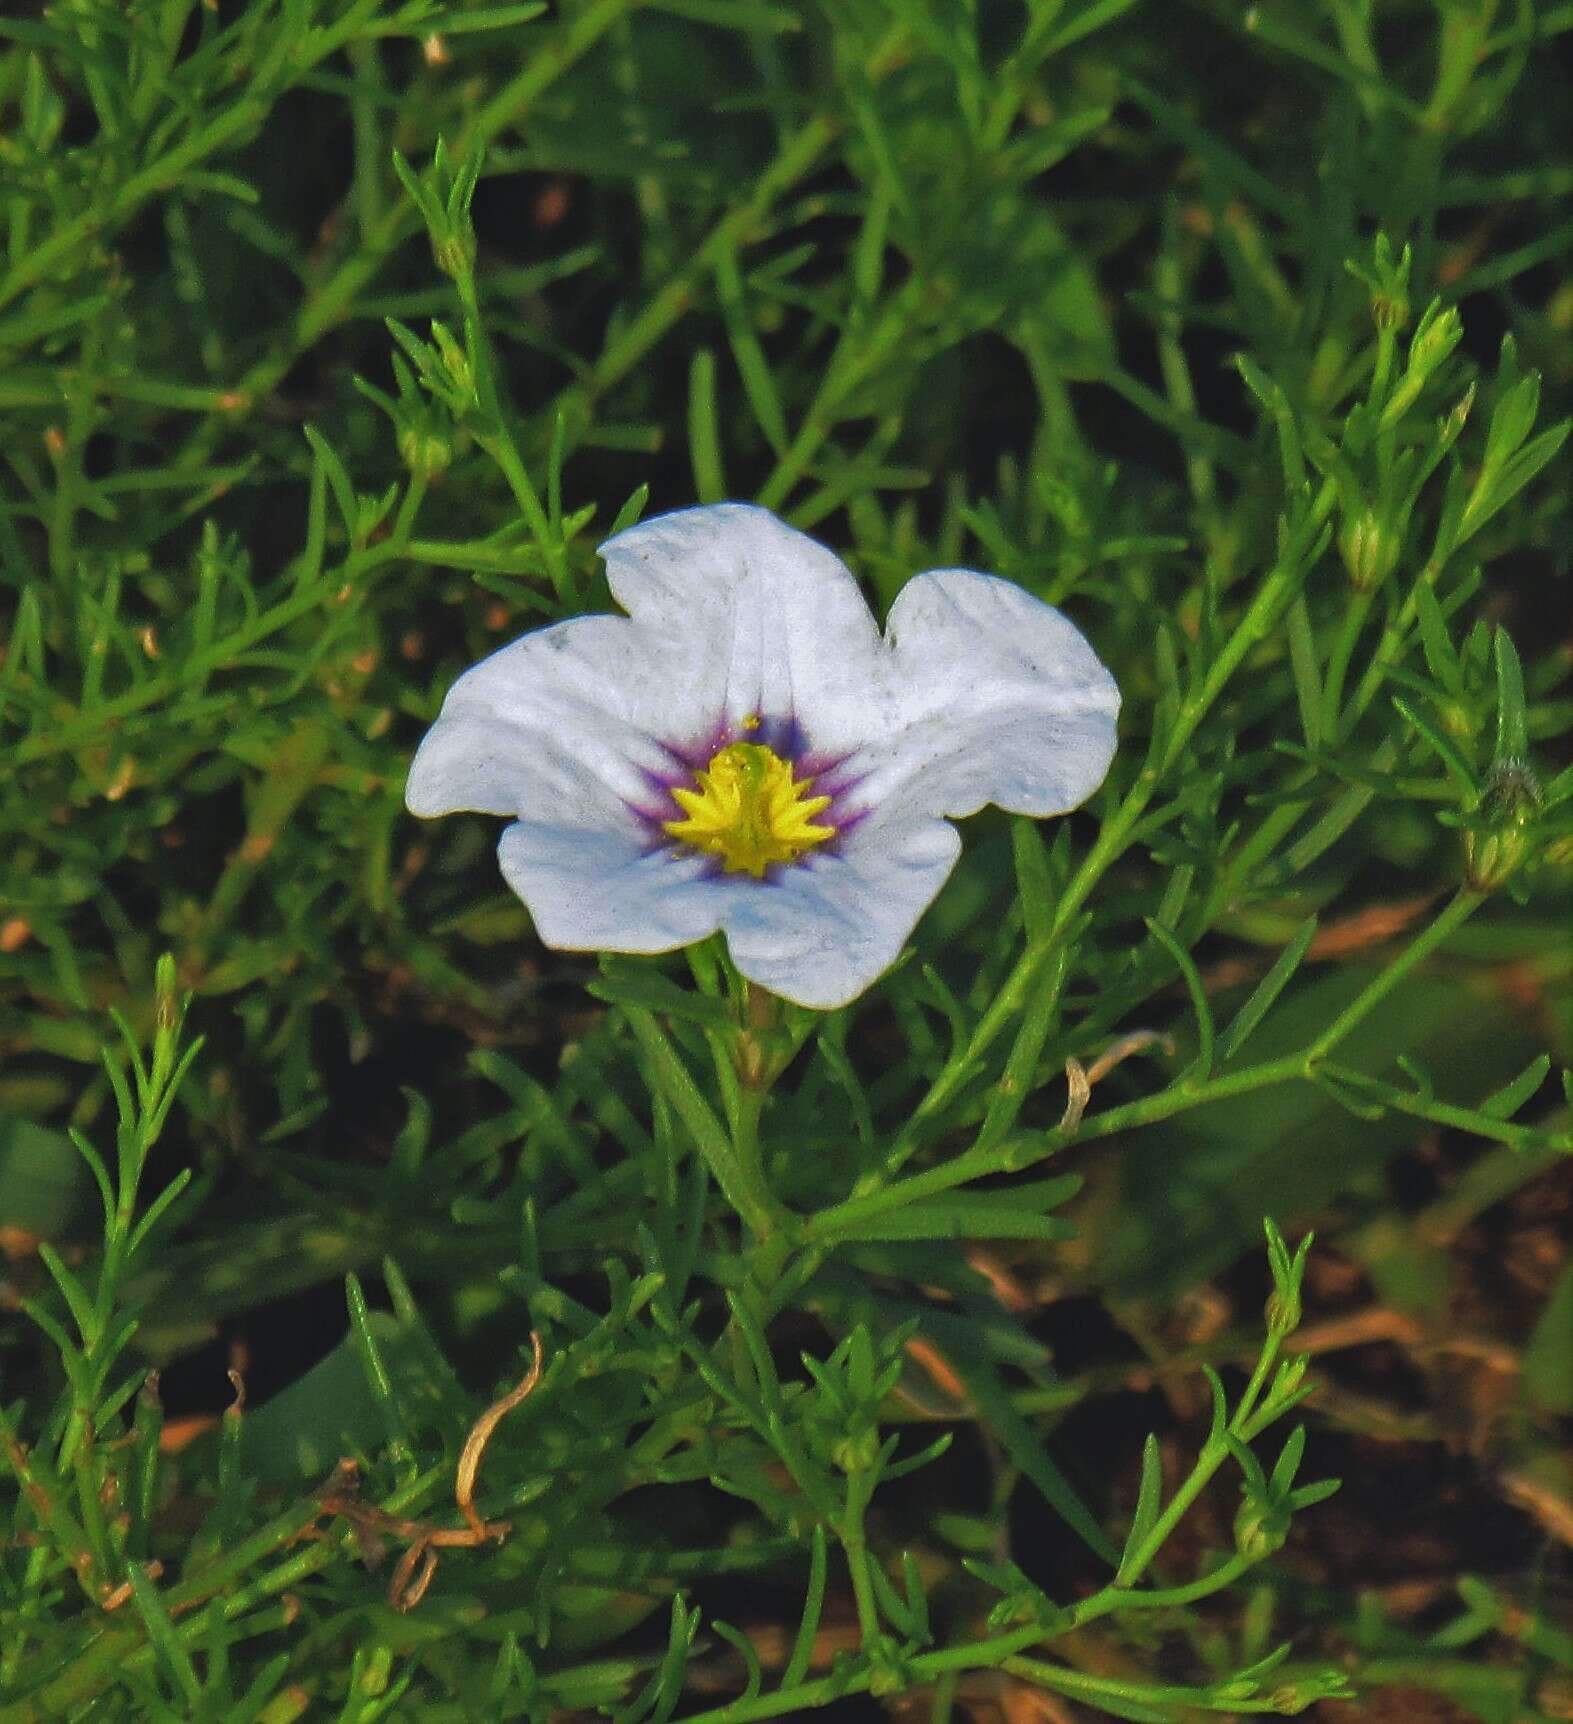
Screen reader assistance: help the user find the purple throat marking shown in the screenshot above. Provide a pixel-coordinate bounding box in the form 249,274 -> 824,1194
624,710 -> 871,872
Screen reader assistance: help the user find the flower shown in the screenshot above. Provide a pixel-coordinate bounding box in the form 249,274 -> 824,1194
406,504 -> 1120,1009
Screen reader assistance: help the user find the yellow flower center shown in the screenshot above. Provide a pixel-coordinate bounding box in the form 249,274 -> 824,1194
663,742 -> 836,878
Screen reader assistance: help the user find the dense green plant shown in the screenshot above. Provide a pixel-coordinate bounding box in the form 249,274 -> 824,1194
2,0 -> 1571,1719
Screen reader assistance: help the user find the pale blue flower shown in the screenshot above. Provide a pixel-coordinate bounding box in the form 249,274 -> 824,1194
407,504 -> 1119,1007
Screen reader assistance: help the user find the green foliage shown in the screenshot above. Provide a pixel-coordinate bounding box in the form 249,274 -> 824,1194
2,0 -> 1571,1720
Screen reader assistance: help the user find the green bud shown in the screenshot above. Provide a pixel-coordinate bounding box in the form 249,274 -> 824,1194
1380,302 -> 1463,429
1269,1353 -> 1309,1406
1464,758 -> 1542,891
1347,234 -> 1411,331
1439,384 -> 1475,452
1439,698 -> 1474,741
397,421 -> 454,480
1371,285 -> 1409,333
1267,1677 -> 1347,1714
432,226 -> 476,282
152,951 -> 181,1091
430,320 -> 473,397
1234,1493 -> 1290,1560
830,1427 -> 882,1473
1337,505 -> 1402,591
1265,1282 -> 1302,1338
1408,301 -> 1464,381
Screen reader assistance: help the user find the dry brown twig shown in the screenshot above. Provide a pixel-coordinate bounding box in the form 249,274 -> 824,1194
309,1331 -> 546,1610
1059,1030 -> 1174,1134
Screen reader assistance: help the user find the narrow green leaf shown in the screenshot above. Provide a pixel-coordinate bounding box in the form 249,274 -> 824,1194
1285,597 -> 1322,748
1479,1053 -> 1550,1120
621,1007 -> 732,1169
950,1352 -> 1119,1565
1041,0 -> 1144,55
590,963 -> 733,1029
828,1197 -> 1077,1244
1145,918 -> 1215,1081
1012,816 -> 1055,944
1288,1476 -> 1341,1511
710,1622 -> 762,1702
713,240 -> 788,455
1492,627 -> 1529,764
125,1168 -> 193,1259
1116,1432 -> 1164,1582
1218,916 -> 1317,1065
389,1088 -> 432,1181
1459,420 -> 1570,543
127,1565 -> 203,1706
37,1242 -> 99,1347
402,4 -> 547,33
1203,1364 -> 1229,1439
345,1274 -> 414,1464
605,484 -> 649,538
302,425 -> 358,543
1414,582 -> 1464,696
686,348 -> 726,504
1269,1425 -> 1306,1495
1392,694 -> 1479,797
1482,370 -> 1540,471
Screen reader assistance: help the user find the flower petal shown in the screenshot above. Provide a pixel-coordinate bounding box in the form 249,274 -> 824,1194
718,819 -> 961,1009
856,569 -> 1120,821
405,615 -> 701,820
497,821 -> 726,953
598,503 -> 892,754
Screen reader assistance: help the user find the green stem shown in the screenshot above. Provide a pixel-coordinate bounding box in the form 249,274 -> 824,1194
1320,584 -> 1374,740
1302,886 -> 1482,1063
809,887 -> 1489,1245
839,1473 -> 883,1649
1340,550 -> 1448,743
1112,1346 -> 1284,1593
1075,1549 -> 1258,1622
726,1086 -> 780,1244
455,270 -> 568,598
1423,0 -> 1498,132
622,1626 -> 1048,1724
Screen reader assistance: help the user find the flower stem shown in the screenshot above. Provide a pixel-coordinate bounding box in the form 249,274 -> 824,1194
726,1084 -> 782,1242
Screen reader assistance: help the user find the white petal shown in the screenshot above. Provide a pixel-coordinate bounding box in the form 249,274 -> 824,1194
857,569 -> 1120,821
497,822 -> 727,953
718,820 -> 961,1009
408,512 -> 1121,1007
405,615 -> 701,820
598,503 -> 892,755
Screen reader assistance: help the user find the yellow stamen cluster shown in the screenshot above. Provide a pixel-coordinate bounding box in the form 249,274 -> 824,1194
663,742 -> 835,878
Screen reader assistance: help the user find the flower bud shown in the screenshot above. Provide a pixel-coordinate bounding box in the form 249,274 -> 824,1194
1408,303 -> 1463,379
831,1427 -> 882,1473
1266,1280 -> 1302,1338
1380,303 -> 1464,429
1234,1493 -> 1291,1560
1371,285 -> 1408,333
432,225 -> 476,282
397,421 -> 454,481
429,320 -> 474,398
1464,758 -> 1542,891
1337,506 -> 1402,592
152,951 -> 181,1090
